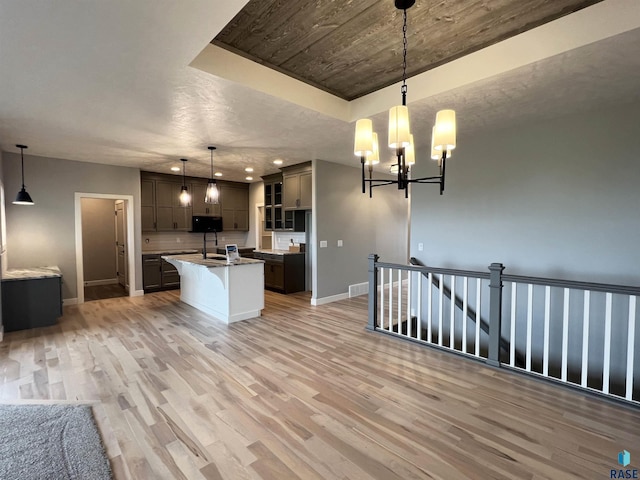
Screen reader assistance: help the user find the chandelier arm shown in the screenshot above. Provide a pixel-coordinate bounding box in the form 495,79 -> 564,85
440,152 -> 447,195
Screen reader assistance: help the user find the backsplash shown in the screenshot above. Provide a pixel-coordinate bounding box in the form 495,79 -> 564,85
142,231 -> 250,252
273,232 -> 306,250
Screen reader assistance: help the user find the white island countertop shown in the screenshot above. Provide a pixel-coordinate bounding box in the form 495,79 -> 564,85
162,253 -> 263,267
162,254 -> 264,324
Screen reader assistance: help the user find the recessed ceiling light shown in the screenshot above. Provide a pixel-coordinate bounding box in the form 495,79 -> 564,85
171,166 -> 180,172
214,172 -> 223,177
245,167 -> 254,173
273,159 -> 283,165
245,176 -> 253,181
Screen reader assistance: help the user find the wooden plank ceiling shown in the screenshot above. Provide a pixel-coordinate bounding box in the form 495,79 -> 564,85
213,0 -> 603,101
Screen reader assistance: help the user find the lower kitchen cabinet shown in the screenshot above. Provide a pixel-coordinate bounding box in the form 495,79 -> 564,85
253,252 -> 305,294
143,254 -> 181,292
2,273 -> 63,332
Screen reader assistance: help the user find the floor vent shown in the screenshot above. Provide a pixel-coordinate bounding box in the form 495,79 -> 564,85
349,282 -> 368,298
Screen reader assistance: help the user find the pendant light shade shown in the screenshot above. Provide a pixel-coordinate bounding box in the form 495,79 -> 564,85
431,126 -> 451,163
404,134 -> 416,166
13,144 -> 34,205
179,159 -> 191,206
204,146 -> 220,204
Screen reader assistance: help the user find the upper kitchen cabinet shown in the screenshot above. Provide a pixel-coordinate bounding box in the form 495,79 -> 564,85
141,178 -> 156,232
262,173 -> 283,231
191,181 -> 221,217
220,184 -> 249,231
282,162 -> 312,210
155,180 -> 192,231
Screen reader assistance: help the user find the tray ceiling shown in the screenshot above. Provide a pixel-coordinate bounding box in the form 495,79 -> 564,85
213,0 -> 603,101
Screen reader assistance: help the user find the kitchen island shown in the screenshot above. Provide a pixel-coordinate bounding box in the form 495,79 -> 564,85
162,254 -> 264,324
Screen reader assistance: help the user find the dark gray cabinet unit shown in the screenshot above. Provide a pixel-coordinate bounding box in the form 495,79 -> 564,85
2,271 -> 63,332
282,162 -> 312,210
141,172 -> 248,232
143,254 -> 181,292
253,252 -> 305,294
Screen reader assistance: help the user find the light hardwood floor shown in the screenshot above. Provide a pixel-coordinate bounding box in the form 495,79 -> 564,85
1,290 -> 638,479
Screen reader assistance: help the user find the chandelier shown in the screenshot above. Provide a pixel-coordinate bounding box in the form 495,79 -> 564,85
354,0 -> 457,198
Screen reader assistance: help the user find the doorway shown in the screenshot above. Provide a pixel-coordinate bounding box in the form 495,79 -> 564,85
74,193 -> 136,304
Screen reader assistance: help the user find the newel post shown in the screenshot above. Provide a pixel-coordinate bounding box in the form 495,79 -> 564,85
367,254 -> 379,331
487,263 -> 505,367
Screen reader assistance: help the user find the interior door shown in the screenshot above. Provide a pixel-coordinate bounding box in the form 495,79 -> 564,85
115,201 -> 128,290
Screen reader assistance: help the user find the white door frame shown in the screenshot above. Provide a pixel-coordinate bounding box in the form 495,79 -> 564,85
75,192 -> 136,304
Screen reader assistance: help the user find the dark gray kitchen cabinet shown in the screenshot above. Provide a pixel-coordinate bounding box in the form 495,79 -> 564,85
2,275 -> 63,332
253,252 -> 305,294
143,254 -> 180,292
282,162 -> 312,210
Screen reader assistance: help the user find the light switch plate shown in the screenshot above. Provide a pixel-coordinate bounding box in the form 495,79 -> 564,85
337,240 -> 343,247
320,240 -> 327,248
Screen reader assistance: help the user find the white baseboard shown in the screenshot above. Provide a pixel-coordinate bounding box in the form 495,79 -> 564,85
131,289 -> 145,297
84,278 -> 118,287
63,298 -> 78,306
311,292 -> 349,306
349,282 -> 368,298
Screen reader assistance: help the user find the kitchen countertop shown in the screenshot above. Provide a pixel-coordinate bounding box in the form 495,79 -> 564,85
142,249 -> 198,255
253,249 -> 304,256
2,266 -> 62,282
161,253 -> 264,268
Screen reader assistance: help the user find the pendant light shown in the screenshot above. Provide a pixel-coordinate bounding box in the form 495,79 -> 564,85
353,0 -> 457,198
179,158 -> 191,206
204,146 -> 220,204
13,144 -> 34,205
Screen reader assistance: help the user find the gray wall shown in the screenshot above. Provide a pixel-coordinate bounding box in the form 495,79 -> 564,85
81,198 -> 117,282
410,101 -> 640,285
314,159 -> 408,300
2,152 -> 142,299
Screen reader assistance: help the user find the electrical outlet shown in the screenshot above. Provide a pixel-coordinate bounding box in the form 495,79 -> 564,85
320,240 -> 327,248
418,242 -> 423,251
337,240 -> 343,247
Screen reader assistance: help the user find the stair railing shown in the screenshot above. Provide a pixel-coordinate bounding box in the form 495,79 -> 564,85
367,254 -> 640,405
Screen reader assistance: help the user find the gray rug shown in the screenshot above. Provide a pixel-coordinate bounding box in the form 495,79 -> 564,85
0,404 -> 113,480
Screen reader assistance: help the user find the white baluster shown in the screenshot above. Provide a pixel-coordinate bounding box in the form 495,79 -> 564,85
428,273 -> 433,344
380,268 -> 385,330
603,292 -> 612,394
561,288 -> 570,382
417,272 -> 423,341
526,284 -> 533,372
463,277 -> 468,354
438,274 -> 444,346
450,275 -> 456,349
543,286 -> 550,377
475,278 -> 481,357
626,296 -> 636,400
510,283 -> 517,367
581,291 -> 590,388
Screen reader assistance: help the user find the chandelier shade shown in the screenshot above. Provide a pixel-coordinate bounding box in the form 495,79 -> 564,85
366,132 -> 380,166
433,109 -> 457,152
388,105 -> 411,149
354,119 -> 374,157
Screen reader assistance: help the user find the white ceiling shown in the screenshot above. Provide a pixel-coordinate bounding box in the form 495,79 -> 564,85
1,0 -> 639,183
